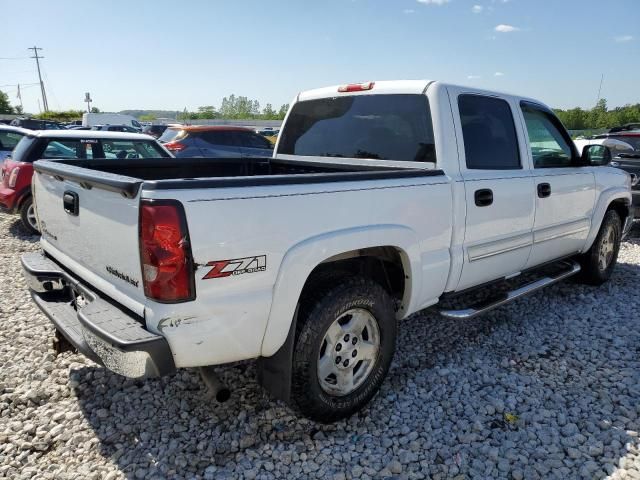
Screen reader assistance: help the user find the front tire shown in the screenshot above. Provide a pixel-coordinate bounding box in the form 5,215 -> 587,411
291,276 -> 397,423
19,197 -> 39,235
577,210 -> 622,285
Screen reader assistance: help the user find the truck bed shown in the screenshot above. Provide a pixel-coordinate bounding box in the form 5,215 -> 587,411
33,157 -> 443,197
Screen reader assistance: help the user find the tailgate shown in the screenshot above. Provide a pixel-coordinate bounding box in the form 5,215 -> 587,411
33,162 -> 146,316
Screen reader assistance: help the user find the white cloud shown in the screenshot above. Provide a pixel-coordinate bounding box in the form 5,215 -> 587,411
467,75 -> 481,79
614,35 -> 634,43
472,5 -> 483,13
403,8 -> 415,13
416,0 -> 451,5
494,71 -> 504,76
494,24 -> 519,33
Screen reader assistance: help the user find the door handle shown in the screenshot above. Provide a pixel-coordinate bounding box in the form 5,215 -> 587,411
537,183 -> 551,198
474,188 -> 493,207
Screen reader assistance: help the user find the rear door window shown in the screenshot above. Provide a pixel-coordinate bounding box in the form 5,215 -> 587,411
278,94 -> 436,162
200,131 -> 237,146
458,94 -> 520,170
0,131 -> 25,151
236,131 -> 272,149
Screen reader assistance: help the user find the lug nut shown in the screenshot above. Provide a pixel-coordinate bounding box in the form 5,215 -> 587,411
335,343 -> 342,352
352,337 -> 358,345
352,350 -> 357,357
335,356 -> 342,364
344,334 -> 350,342
343,360 -> 349,367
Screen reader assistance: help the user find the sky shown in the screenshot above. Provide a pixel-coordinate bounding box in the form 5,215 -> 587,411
1,0 -> 639,114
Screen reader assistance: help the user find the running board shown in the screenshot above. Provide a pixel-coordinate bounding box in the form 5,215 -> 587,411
439,261 -> 581,320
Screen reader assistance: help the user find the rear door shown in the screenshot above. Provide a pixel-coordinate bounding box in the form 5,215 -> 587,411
235,131 -> 273,158
450,90 -> 536,290
195,131 -> 241,157
518,102 -> 596,268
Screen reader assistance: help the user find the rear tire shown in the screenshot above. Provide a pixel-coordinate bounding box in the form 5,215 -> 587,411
291,276 -> 396,423
19,197 -> 39,235
577,210 -> 621,285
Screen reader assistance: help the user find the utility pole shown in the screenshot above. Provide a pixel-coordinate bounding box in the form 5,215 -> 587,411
595,73 -> 604,106
28,46 -> 49,112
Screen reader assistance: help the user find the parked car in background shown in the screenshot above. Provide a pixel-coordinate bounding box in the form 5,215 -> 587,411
0,130 -> 171,233
66,126 -> 92,130
0,126 -> 30,161
255,128 -> 280,144
22,80 -> 633,421
159,125 -> 273,158
575,128 -> 640,216
82,113 -> 142,131
142,124 -> 170,138
10,118 -> 63,130
91,124 -> 140,133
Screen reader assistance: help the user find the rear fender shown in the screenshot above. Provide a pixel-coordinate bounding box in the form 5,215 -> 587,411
260,224 -> 422,358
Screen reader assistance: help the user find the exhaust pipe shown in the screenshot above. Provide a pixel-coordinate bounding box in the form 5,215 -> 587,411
199,366 -> 231,403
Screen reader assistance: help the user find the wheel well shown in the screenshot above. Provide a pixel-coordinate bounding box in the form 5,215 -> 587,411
607,199 -> 629,223
16,189 -> 32,209
300,246 -> 407,306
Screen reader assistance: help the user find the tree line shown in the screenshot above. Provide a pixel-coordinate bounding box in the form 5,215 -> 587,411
553,99 -> 640,131
2,89 -> 639,130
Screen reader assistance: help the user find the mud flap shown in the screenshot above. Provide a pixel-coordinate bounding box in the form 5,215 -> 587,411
256,306 -> 298,402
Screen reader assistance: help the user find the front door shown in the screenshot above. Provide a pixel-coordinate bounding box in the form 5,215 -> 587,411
451,91 -> 536,291
518,102 -> 596,268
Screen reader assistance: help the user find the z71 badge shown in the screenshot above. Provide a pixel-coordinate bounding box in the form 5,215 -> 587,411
203,255 -> 266,279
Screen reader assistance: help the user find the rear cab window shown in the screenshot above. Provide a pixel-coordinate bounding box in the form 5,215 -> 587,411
42,139 -> 98,159
278,94 -> 436,163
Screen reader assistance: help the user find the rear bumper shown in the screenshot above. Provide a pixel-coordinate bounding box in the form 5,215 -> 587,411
0,186 -> 18,212
21,251 -> 175,378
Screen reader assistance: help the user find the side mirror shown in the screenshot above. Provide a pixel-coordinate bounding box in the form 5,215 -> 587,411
581,144 -> 611,166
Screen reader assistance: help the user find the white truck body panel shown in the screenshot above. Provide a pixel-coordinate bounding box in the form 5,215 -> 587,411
82,113 -> 141,129
31,80 -> 633,371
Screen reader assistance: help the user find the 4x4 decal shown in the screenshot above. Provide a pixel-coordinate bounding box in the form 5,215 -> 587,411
203,255 -> 266,279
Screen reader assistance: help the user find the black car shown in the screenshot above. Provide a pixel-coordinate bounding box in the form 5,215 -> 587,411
10,118 -> 63,130
142,124 -> 170,138
591,129 -> 640,216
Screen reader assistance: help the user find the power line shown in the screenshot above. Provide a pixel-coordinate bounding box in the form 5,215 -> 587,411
28,46 -> 48,112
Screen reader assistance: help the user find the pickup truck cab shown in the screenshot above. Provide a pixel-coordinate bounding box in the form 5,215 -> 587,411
22,80 -> 634,421
0,130 -> 172,233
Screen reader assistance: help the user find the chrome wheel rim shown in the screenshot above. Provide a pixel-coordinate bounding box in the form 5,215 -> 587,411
317,308 -> 380,396
598,225 -> 616,271
26,204 -> 38,231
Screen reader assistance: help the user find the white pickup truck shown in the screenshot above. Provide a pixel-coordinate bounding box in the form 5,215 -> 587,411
22,80 -> 634,422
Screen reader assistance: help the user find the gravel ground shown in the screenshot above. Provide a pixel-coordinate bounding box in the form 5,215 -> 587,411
1,213 -> 639,480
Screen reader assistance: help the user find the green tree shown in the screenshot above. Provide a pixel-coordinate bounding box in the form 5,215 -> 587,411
277,104 -> 289,119
34,110 -> 84,122
196,105 -> 217,119
90,106 -> 100,113
0,91 -> 15,114
139,114 -> 157,122
262,103 -> 277,119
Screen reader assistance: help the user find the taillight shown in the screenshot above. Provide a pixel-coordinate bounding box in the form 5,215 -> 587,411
338,81 -> 375,93
8,167 -> 20,188
139,200 -> 195,302
164,141 -> 186,152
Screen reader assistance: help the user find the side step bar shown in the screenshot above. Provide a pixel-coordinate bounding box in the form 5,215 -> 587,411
439,260 -> 581,320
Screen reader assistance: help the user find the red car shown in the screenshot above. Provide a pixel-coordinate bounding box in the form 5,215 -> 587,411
0,130 -> 172,233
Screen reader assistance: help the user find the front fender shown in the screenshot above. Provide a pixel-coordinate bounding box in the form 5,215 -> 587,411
260,224 -> 422,357
583,186 -> 631,251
